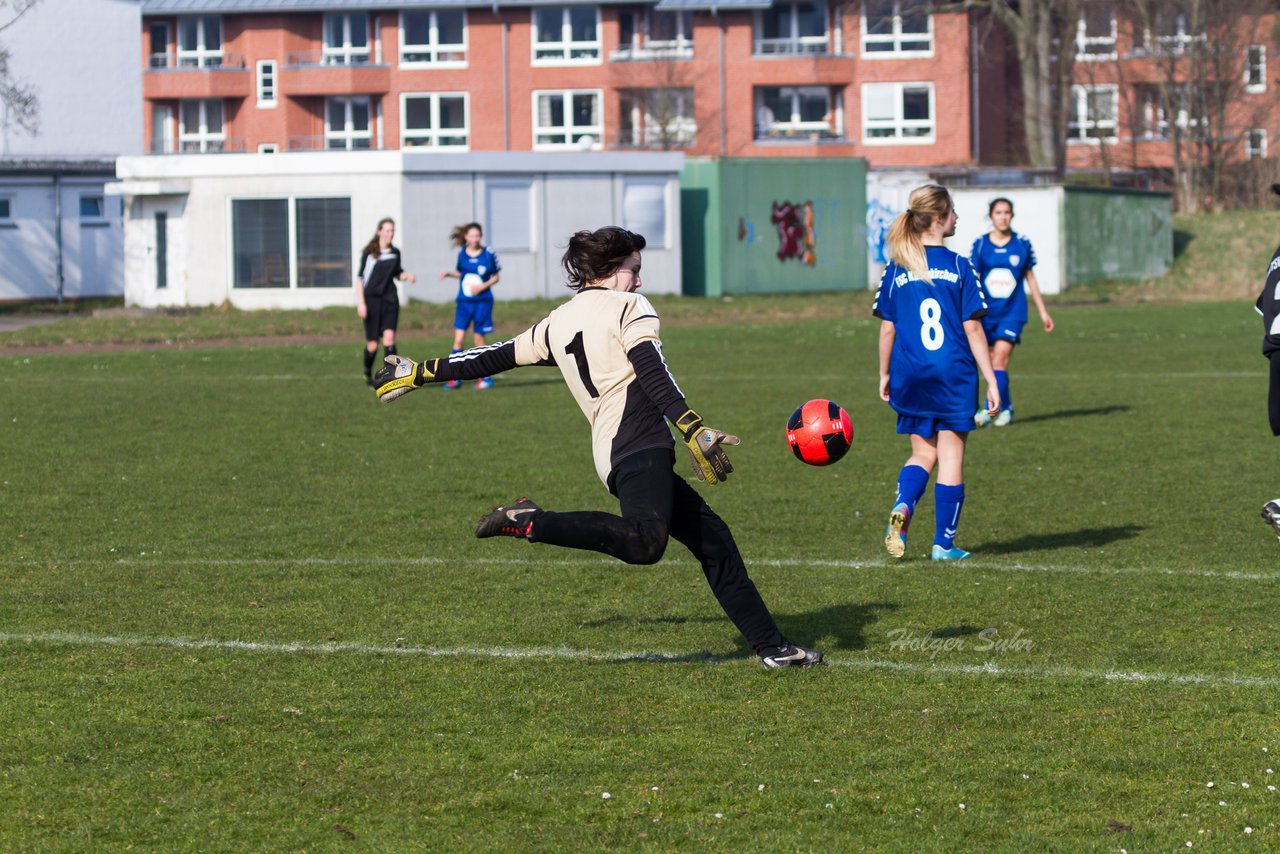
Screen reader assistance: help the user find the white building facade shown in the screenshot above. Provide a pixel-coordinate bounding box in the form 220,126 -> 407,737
113,150 -> 684,309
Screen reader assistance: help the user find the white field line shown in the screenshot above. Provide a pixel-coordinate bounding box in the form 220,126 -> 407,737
2,371 -> 1266,382
0,555 -> 1275,582
2,629 -> 1277,689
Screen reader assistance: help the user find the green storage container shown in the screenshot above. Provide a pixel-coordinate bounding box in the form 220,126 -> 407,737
680,157 -> 868,296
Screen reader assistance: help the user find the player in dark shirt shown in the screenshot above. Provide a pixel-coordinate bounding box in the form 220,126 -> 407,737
1256,184 -> 1280,539
356,218 -> 416,387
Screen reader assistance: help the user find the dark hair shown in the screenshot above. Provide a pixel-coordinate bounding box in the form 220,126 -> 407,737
363,217 -> 395,258
450,222 -> 483,248
988,197 -> 1014,216
561,226 -> 647,290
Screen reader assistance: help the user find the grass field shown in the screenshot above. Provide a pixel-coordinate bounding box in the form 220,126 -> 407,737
2,298 -> 1278,851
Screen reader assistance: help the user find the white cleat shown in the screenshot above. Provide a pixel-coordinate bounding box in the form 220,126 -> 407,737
974,409 -> 991,428
993,409 -> 1013,427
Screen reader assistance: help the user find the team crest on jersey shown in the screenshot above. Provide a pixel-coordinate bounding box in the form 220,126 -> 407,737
1010,255 -> 1021,267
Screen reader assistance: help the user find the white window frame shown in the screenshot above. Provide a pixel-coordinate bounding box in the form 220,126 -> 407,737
399,9 -> 467,66
0,195 -> 12,225
1067,84 -> 1118,143
1246,44 -> 1267,94
755,86 -> 841,140
323,13 -> 371,65
258,143 -> 279,154
860,1 -> 933,57
754,1 -> 830,56
532,6 -> 602,65
532,89 -> 603,150
1246,128 -> 1267,159
1143,12 -> 1204,56
178,99 -> 226,152
860,81 -> 933,144
176,16 -> 222,68
401,92 -> 470,149
228,196 -> 353,291
325,96 -> 374,149
615,9 -> 694,59
1075,4 -> 1116,61
619,89 -> 696,147
256,60 -> 277,108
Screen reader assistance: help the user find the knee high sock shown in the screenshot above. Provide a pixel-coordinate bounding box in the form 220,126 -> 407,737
934,483 -> 965,549
363,348 -> 376,375
995,369 -> 1011,412
893,464 -> 930,529
383,343 -> 397,359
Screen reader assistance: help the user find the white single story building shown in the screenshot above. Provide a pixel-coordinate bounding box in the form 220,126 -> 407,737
112,150 -> 685,309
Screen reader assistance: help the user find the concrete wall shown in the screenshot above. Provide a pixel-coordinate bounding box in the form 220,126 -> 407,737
947,186 -> 1066,295
116,150 -> 682,309
2,0 -> 142,157
681,157 -> 867,297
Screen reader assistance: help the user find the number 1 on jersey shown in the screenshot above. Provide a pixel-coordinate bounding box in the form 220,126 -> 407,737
565,331 -> 600,398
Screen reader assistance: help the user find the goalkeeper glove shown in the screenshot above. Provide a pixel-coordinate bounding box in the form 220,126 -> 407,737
374,355 -> 437,402
674,409 -> 740,485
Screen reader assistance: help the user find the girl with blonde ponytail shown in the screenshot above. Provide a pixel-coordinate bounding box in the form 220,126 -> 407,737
872,184 -> 1000,561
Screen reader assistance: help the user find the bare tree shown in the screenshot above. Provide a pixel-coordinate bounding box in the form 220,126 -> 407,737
1123,0 -> 1273,211
0,0 -> 40,139
941,0 -> 1084,173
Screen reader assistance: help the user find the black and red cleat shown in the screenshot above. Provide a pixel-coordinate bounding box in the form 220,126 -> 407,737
475,497 -> 542,539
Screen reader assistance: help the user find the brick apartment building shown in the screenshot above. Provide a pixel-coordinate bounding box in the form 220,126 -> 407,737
139,0 -> 1018,168
1066,3 -> 1277,171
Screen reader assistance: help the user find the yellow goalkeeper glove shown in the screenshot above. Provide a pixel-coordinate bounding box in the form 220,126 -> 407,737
374,355 -> 437,402
674,409 -> 740,485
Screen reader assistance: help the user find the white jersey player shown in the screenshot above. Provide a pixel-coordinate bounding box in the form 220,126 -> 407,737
373,226 -> 823,668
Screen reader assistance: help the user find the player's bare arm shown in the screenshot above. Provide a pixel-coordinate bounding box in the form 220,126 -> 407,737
964,320 -> 1001,416
878,320 -> 895,402
1025,268 -> 1054,332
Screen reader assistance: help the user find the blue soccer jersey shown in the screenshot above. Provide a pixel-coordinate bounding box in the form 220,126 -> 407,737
455,246 -> 501,302
969,231 -> 1036,326
873,245 -> 988,420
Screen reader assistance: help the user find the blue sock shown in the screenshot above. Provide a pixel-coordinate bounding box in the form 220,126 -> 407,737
995,370 -> 1011,413
894,464 -> 930,529
934,483 -> 966,549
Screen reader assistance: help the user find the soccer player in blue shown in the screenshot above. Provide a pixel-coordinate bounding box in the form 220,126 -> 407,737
874,185 -> 1000,561
968,197 -> 1055,426
438,222 -> 501,390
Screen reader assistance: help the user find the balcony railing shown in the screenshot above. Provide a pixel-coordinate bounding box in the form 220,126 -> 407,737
754,126 -> 845,143
285,50 -> 375,68
147,52 -> 247,70
609,43 -> 694,62
287,135 -> 377,151
155,136 -> 247,154
753,38 -> 831,56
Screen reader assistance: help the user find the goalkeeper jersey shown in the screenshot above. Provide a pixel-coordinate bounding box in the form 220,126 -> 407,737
513,288 -> 678,486
436,287 -> 685,487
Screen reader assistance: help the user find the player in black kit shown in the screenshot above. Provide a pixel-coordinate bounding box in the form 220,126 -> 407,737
1258,185 -> 1280,539
373,226 -> 823,668
356,217 -> 416,386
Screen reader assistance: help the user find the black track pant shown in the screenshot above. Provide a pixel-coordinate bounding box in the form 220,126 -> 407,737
1270,351 -> 1280,436
528,448 -> 787,656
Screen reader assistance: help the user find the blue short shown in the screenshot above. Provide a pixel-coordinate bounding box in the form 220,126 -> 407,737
897,414 -> 976,437
983,317 -> 1025,345
454,299 -> 494,335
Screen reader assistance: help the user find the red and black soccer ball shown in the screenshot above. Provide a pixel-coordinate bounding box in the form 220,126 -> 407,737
786,399 -> 854,466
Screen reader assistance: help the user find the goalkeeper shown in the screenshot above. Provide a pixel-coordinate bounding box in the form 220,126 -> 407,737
375,226 -> 822,668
